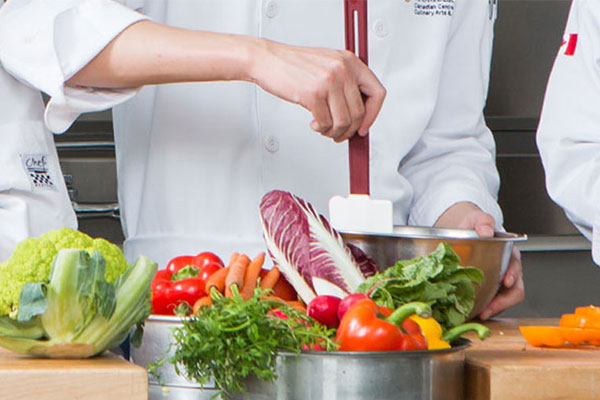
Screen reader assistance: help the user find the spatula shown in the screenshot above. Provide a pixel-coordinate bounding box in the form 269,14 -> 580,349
329,0 -> 393,234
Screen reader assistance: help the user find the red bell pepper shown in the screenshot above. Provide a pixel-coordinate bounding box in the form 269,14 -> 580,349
151,254 -> 224,315
335,299 -> 431,352
400,318 -> 428,351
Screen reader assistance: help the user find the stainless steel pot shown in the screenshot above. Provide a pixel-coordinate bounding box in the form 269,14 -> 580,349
132,315 -> 469,400
131,315 -> 214,388
234,342 -> 468,400
341,226 -> 527,318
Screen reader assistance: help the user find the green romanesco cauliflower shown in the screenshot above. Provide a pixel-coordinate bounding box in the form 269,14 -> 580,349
0,228 -> 128,318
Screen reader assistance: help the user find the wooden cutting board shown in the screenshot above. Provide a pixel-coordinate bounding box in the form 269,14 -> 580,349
465,318 -> 600,400
0,347 -> 147,400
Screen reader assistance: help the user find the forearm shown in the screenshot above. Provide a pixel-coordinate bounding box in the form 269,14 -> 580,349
68,20 -> 257,88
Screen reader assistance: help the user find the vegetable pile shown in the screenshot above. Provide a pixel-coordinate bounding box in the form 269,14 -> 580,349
520,305 -> 600,348
148,190 -> 491,397
0,228 -> 157,358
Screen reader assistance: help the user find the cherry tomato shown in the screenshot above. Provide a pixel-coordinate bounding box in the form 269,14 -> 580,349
192,252 -> 225,270
171,277 -> 206,308
166,255 -> 194,275
197,262 -> 222,287
151,278 -> 175,315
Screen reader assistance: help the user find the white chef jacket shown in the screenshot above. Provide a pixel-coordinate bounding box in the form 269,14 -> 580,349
0,67 -> 76,261
0,0 -> 145,261
0,0 -> 502,268
537,0 -> 600,264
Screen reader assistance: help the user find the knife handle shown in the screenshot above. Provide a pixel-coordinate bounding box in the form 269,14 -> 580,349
344,0 -> 369,195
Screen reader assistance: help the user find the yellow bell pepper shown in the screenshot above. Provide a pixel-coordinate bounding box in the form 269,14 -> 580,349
409,315 -> 451,350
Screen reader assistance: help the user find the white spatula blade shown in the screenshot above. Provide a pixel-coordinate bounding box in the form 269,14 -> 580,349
329,194 -> 393,234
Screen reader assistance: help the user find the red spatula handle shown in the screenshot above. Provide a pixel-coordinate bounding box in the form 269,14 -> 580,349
344,0 -> 369,195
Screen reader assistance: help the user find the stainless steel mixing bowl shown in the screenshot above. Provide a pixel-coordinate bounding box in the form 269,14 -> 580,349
341,226 -> 527,318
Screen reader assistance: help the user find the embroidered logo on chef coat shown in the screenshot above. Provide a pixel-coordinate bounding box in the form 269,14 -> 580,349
561,33 -> 578,56
412,0 -> 455,17
20,154 -> 55,190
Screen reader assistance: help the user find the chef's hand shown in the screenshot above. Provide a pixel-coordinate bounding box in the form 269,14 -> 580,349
248,39 -> 386,142
434,202 -> 525,320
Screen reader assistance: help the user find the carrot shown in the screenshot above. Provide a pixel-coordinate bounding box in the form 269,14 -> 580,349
261,294 -> 305,309
240,252 -> 266,300
228,252 -> 240,267
205,266 -> 229,294
192,296 -> 212,314
262,296 -> 306,314
261,295 -> 288,304
259,266 -> 280,290
225,254 -> 250,297
286,301 -> 307,313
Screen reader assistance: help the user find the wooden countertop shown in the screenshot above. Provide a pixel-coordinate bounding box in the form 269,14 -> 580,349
465,318 -> 600,400
0,347 -> 148,400
2,318 -> 598,400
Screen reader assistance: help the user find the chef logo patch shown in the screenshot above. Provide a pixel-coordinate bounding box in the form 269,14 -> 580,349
413,0 -> 455,17
20,154 -> 55,190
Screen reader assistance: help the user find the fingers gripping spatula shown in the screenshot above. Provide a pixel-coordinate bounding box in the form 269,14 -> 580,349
329,0 -> 393,234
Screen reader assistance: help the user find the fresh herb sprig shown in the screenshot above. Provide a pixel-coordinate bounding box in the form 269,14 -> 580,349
149,286 -> 336,399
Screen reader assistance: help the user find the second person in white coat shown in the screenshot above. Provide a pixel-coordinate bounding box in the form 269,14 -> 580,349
538,0 -> 600,265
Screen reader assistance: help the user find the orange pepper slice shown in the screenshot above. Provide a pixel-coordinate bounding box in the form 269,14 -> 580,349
560,313 -> 600,330
575,305 -> 600,319
558,327 -> 600,345
519,326 -> 565,347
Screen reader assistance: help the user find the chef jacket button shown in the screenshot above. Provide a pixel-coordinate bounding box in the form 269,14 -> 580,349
264,136 -> 280,153
265,1 -> 278,18
374,19 -> 388,38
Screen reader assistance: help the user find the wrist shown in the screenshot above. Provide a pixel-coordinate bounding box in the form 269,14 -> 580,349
239,37 -> 269,84
434,202 -> 480,228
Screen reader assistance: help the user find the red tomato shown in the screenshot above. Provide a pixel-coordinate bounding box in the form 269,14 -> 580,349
151,278 -> 174,315
192,252 -> 225,270
171,277 -> 206,308
166,255 -> 195,275
197,262 -> 222,287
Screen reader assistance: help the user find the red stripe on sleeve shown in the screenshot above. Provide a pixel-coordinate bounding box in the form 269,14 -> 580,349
565,33 -> 578,56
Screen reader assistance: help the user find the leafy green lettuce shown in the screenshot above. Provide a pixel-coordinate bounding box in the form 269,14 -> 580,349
357,243 -> 483,331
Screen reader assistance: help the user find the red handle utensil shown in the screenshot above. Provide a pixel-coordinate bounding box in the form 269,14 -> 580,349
328,0 -> 392,234
345,0 -> 369,195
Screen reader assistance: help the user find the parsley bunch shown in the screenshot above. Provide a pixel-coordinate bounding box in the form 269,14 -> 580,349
150,287 -> 336,399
